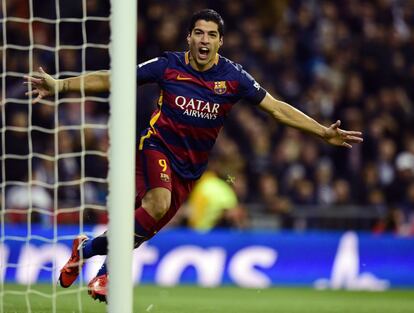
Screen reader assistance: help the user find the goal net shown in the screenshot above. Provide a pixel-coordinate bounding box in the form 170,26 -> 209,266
0,1 -> 118,312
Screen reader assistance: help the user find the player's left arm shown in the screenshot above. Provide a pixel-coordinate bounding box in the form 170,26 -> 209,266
258,92 -> 363,148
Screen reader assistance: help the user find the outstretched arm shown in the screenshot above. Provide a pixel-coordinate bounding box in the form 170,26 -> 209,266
258,93 -> 363,148
24,67 -> 110,104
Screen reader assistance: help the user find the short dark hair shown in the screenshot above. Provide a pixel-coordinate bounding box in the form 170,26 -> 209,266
188,9 -> 224,37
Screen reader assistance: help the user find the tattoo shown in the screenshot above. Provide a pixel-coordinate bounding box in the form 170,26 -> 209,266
62,80 -> 70,92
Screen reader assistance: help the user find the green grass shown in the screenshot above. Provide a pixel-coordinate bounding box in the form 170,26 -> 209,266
2,284 -> 414,313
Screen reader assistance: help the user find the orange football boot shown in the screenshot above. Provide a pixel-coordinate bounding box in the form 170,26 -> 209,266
88,273 -> 108,303
58,235 -> 89,288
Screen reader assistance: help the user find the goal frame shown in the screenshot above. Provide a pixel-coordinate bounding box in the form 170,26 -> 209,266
107,1 -> 137,312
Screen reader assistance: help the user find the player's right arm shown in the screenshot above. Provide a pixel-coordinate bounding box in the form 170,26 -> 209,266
25,56 -> 168,103
25,67 -> 109,104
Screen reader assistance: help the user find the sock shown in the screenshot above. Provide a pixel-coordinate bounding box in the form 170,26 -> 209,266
134,207 -> 158,247
97,261 -> 108,276
82,233 -> 108,259
84,208 -> 158,279
81,207 -> 158,258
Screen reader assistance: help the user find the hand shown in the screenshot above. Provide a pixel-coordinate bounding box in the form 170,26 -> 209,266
24,67 -> 59,104
323,120 -> 363,148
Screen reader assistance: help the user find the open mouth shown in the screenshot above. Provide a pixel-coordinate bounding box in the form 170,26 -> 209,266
198,47 -> 210,60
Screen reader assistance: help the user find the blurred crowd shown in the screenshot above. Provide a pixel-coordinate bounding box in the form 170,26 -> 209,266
0,0 -> 111,224
1,0 -> 414,234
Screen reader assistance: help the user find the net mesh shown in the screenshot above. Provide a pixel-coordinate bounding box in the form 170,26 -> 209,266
0,1 -> 111,312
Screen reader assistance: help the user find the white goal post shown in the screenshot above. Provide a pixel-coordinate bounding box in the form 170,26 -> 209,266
107,0 -> 136,312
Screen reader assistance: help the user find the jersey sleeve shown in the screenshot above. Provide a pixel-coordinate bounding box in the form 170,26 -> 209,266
238,68 -> 267,105
137,56 -> 168,85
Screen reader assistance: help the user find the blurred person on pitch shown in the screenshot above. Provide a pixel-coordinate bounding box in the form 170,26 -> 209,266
25,9 -> 363,302
186,158 -> 247,231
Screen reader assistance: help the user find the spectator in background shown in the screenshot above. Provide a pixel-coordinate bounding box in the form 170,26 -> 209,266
5,112 -> 29,182
6,172 -> 53,226
332,179 -> 352,206
257,172 -> 292,229
387,152 -> 414,205
315,159 -> 335,205
377,138 -> 397,186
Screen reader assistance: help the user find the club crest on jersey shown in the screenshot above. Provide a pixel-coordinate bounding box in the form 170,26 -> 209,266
214,81 -> 227,94
160,173 -> 170,182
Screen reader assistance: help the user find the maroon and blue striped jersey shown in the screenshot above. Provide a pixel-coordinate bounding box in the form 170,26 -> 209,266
137,51 -> 266,180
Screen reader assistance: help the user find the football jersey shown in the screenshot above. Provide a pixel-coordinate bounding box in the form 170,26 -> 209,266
137,51 -> 266,180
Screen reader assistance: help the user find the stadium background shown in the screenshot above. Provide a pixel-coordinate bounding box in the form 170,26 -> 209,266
2,0 -> 414,234
2,3 -> 414,313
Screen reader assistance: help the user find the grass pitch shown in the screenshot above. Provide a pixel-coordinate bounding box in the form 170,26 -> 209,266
2,284 -> 414,313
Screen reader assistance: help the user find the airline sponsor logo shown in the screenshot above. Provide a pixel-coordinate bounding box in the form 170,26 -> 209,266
174,96 -> 219,120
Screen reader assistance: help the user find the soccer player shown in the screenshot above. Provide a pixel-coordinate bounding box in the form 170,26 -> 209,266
25,9 -> 363,302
